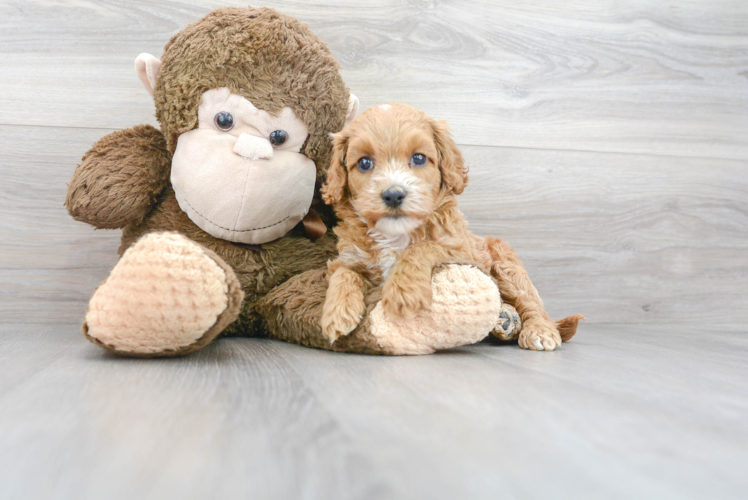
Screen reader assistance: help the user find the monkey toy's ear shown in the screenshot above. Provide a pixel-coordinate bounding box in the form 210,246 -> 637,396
134,53 -> 163,96
344,94 -> 360,129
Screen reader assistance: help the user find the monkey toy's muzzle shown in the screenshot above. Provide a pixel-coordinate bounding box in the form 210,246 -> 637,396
170,129 -> 317,244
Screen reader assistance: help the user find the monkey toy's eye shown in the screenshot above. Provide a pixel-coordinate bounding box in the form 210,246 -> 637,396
214,112 -> 234,131
410,153 -> 427,167
269,130 -> 288,146
357,157 -> 374,173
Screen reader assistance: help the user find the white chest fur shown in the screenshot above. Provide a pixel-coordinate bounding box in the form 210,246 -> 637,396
369,230 -> 411,281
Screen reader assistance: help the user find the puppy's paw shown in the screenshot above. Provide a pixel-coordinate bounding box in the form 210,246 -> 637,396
382,275 -> 432,319
491,303 -> 522,341
518,320 -> 562,351
321,293 -> 366,344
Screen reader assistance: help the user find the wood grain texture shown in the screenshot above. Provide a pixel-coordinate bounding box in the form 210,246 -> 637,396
1,324 -> 747,500
2,123 -> 746,324
1,0 -> 746,157
459,146 -> 748,324
2,3 -> 747,498
2,0 -> 746,326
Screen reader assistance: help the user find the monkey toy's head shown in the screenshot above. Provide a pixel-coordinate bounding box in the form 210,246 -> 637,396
134,7 -> 358,244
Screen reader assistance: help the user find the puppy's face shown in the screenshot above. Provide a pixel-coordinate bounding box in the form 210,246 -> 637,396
322,103 -> 467,237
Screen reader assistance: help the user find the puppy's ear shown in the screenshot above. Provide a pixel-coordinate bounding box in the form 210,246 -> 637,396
321,131 -> 349,205
431,119 -> 468,195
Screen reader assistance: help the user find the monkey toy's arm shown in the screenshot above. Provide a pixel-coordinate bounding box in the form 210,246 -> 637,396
65,125 -> 171,229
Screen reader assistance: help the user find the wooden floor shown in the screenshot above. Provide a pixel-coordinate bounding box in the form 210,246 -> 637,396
0,324 -> 746,499
1,0 -> 747,498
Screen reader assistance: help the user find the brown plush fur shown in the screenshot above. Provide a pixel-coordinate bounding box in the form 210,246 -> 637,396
320,103 -> 583,349
259,268 -> 399,355
66,125 -> 171,229
120,186 -> 339,337
66,7 -> 349,349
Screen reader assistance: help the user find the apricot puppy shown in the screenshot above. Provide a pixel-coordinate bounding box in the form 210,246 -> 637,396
320,103 -> 583,350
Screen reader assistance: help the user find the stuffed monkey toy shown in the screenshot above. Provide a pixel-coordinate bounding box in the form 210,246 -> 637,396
66,7 -> 518,357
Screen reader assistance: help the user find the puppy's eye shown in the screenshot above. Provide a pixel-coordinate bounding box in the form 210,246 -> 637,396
410,153 -> 427,167
357,157 -> 374,173
269,130 -> 288,147
214,112 -> 234,131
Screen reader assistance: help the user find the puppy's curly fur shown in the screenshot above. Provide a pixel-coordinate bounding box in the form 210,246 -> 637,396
320,103 -> 583,350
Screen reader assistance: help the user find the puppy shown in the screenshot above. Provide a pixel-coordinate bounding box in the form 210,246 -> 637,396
320,103 -> 583,351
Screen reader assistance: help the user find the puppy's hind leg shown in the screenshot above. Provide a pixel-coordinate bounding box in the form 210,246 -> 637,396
491,302 -> 522,341
321,265 -> 367,344
485,237 -> 562,351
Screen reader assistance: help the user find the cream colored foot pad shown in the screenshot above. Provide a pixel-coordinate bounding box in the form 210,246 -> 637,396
369,264 -> 501,355
84,232 -> 230,354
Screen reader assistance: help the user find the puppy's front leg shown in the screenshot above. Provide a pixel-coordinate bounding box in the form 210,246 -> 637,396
382,243 -> 448,319
485,237 -> 562,351
321,264 -> 366,344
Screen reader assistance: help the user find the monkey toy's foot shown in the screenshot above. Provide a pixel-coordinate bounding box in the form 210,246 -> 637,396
367,264 -> 501,355
83,232 -> 244,356
491,303 -> 522,341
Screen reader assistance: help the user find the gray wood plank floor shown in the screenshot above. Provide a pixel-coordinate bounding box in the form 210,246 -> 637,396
1,324 -> 747,500
1,1 -> 747,498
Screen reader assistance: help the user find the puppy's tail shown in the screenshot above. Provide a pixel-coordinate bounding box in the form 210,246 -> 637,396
556,314 -> 586,342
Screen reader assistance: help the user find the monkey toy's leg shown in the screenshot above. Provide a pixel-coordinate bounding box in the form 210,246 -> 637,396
485,237 -> 584,351
83,232 -> 244,357
261,263 -> 502,355
69,127 -> 246,356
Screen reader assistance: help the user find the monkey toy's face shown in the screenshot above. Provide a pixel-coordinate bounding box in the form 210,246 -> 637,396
133,7 -> 358,246
171,88 -> 317,244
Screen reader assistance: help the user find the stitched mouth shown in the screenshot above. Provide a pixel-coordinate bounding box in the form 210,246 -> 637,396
234,152 -> 273,161
184,197 -> 291,233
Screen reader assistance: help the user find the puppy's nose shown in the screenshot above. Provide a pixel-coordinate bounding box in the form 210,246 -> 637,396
381,187 -> 407,208
233,133 -> 274,160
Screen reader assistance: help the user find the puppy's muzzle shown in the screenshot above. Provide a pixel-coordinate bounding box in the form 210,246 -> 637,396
381,186 -> 407,208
